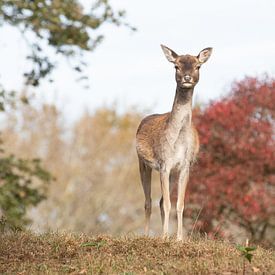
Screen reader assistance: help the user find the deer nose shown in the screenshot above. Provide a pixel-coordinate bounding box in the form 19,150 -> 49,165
183,75 -> 192,82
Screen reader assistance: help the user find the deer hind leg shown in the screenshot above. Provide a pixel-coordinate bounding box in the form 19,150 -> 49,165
176,168 -> 189,241
138,157 -> 152,236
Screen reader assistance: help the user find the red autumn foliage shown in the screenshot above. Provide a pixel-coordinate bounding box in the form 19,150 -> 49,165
188,76 -> 275,241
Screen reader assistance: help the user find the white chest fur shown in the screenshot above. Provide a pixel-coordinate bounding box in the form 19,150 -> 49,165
162,93 -> 194,171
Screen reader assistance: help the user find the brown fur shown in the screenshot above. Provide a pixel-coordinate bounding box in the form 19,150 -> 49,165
136,45 -> 212,240
136,113 -> 199,168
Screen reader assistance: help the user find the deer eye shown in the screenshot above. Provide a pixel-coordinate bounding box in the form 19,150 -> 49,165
175,65 -> 179,70
196,65 -> 201,70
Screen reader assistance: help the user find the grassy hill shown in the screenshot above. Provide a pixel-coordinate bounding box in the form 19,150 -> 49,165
0,232 -> 274,274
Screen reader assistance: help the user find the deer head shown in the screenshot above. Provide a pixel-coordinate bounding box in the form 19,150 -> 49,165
161,45 -> 212,89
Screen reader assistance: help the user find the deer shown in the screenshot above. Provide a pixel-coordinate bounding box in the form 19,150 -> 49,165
136,45 -> 212,241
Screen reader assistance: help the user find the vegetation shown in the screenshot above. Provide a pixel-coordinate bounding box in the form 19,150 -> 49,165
0,147 -> 52,231
0,91 -> 53,232
236,243 -> 257,275
1,102 -> 143,234
189,77 -> 275,242
0,232 -> 274,274
236,244 -> 257,264
0,0 -> 131,231
0,0 -> 132,86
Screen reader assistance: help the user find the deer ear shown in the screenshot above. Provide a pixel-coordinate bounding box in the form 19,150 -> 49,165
161,44 -> 178,63
198,47 -> 213,63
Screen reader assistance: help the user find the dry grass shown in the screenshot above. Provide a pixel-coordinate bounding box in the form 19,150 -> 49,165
0,232 -> 274,274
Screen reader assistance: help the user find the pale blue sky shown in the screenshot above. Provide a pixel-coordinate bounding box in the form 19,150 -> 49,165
0,0 -> 275,121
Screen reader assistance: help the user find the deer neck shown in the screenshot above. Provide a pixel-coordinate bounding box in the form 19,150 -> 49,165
166,86 -> 193,145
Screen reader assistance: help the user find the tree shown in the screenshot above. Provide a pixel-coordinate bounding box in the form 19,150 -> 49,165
189,76 -> 275,242
0,0 -> 132,86
0,0 -> 132,230
1,103 -> 146,233
0,143 -> 52,231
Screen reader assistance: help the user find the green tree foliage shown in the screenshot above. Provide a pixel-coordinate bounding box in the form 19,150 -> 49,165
0,86 -> 16,111
0,87 -> 52,231
0,143 -> 52,231
0,0 -> 132,86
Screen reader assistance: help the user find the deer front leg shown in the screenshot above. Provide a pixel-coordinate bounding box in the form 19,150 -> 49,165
176,168 -> 189,241
160,170 -> 171,238
159,170 -> 178,227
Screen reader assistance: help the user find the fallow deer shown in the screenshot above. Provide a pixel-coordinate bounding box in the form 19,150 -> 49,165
136,45 -> 212,240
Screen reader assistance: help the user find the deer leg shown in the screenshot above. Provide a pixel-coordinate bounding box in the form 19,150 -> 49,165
138,158 -> 152,236
176,168 -> 189,241
160,170 -> 171,238
159,169 -> 178,227
159,196 -> 164,226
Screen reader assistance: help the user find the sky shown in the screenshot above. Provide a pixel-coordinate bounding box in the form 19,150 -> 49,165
0,0 -> 275,122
